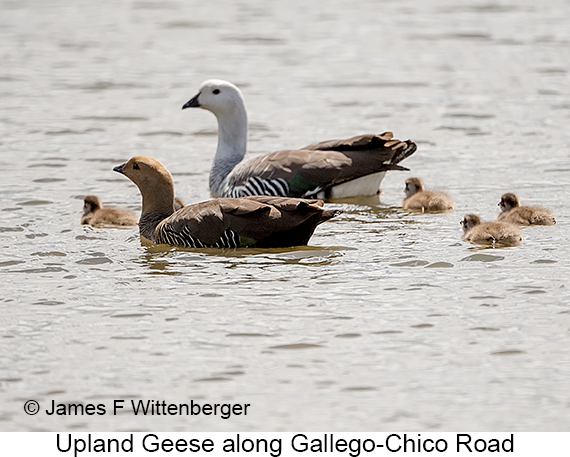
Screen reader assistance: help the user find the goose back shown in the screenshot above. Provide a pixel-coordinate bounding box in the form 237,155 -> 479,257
223,132 -> 416,199
154,196 -> 340,248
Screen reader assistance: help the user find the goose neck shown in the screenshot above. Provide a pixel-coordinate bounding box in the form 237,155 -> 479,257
138,190 -> 175,241
210,104 -> 248,196
213,105 -> 248,166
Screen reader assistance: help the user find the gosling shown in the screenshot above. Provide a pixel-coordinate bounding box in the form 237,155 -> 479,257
497,193 -> 555,225
81,196 -> 138,227
461,214 -> 522,246
402,177 -> 453,212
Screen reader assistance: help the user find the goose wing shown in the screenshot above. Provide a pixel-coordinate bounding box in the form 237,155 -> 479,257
155,197 -> 340,247
228,132 -> 416,197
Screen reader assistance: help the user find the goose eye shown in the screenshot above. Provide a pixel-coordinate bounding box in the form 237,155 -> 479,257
212,89 -> 220,95
133,162 -> 140,170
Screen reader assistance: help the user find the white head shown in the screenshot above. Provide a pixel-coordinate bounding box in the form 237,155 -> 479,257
182,79 -> 249,182
182,79 -> 246,117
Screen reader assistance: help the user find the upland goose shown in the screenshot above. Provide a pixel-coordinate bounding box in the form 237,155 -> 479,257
461,214 -> 522,246
402,177 -> 453,212
182,79 -> 417,199
113,156 -> 341,248
81,195 -> 138,227
497,193 -> 555,225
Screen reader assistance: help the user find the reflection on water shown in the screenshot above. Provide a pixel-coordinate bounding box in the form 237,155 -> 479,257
1,0 -> 570,433
461,254 -> 505,262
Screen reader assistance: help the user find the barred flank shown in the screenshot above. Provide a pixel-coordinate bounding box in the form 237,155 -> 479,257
157,225 -> 240,248
228,176 -> 289,198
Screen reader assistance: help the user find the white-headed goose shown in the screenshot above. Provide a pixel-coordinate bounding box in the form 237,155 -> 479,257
113,156 -> 341,248
402,177 -> 453,212
81,195 -> 138,227
182,79 -> 416,200
497,193 -> 555,225
460,214 -> 522,246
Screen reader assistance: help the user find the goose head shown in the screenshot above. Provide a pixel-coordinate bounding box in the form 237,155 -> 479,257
499,193 -> 520,212
460,214 -> 482,232
182,79 -> 246,117
404,177 -> 425,198
113,156 -> 175,214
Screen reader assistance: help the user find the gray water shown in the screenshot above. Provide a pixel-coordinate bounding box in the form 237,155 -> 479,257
1,0 -> 569,432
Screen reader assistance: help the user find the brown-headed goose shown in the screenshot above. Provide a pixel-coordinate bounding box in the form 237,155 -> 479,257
81,195 -> 138,227
113,156 -> 341,248
460,214 -> 522,246
182,79 -> 416,199
402,177 -> 453,212
497,193 -> 555,225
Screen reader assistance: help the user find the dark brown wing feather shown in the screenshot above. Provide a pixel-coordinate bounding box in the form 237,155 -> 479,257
229,132 -> 416,196
303,132 -> 416,165
156,196 -> 340,247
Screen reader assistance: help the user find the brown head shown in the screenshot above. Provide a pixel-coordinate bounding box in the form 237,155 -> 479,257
83,195 -> 103,215
113,156 -> 176,216
404,177 -> 425,198
499,193 -> 520,212
460,214 -> 482,232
